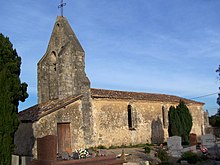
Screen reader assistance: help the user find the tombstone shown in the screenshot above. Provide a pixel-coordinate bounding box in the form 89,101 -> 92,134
11,155 -> 19,165
21,156 -> 32,165
37,135 -> 57,161
201,134 -> 216,148
167,136 -> 183,157
189,133 -> 197,146
180,160 -> 188,164
182,145 -> 197,153
29,135 -> 58,165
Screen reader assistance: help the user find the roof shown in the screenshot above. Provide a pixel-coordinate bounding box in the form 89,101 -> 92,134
19,95 -> 82,122
91,88 -> 204,105
19,88 -> 204,122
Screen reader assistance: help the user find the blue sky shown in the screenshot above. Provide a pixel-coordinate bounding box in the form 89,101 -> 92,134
0,0 -> 220,115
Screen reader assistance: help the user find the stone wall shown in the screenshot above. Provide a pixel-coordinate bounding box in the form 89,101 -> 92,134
187,104 -> 205,139
92,98 -> 204,147
32,100 -> 85,158
14,122 -> 35,156
37,16 -> 90,104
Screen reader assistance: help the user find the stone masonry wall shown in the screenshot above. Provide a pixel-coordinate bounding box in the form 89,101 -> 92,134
38,16 -> 90,104
32,100 -> 85,158
187,104 -> 205,140
92,98 -> 204,147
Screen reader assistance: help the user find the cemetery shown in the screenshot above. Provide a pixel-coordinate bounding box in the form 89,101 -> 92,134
7,2 -> 220,165
11,133 -> 220,165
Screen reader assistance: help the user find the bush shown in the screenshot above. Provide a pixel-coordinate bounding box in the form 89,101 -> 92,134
209,115 -> 220,127
180,151 -> 198,164
144,146 -> 151,153
108,145 -> 118,149
182,141 -> 189,146
157,148 -> 169,162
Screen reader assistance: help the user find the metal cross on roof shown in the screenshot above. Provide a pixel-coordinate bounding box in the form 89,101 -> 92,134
58,0 -> 66,17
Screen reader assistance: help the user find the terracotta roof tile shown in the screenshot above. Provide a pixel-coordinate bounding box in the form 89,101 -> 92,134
90,88 -> 204,105
18,95 -> 82,122
19,88 -> 204,122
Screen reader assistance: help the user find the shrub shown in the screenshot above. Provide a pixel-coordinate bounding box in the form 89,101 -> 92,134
108,145 -> 117,149
157,148 -> 169,162
144,146 -> 151,154
180,151 -> 198,164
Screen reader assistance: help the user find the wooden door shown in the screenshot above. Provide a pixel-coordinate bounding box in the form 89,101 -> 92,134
57,123 -> 71,153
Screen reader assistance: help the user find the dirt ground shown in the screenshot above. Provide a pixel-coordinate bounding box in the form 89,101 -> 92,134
101,147 -> 217,165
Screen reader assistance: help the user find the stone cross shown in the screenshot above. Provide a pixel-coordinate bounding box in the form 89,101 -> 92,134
58,0 -> 66,17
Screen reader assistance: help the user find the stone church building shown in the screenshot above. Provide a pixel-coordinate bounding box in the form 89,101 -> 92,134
15,16 -> 205,157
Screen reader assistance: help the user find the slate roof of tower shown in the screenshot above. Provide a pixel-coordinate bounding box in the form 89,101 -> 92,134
18,88 -> 204,122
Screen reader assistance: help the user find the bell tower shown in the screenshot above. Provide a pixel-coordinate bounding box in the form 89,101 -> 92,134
37,16 -> 90,104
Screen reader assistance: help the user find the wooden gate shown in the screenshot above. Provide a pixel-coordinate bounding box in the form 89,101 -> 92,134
57,123 -> 71,153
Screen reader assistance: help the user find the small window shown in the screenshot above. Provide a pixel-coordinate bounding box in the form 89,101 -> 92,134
50,51 -> 57,71
128,105 -> 132,129
162,106 -> 168,128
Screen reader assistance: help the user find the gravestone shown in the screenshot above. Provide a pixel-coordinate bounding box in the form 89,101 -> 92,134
11,155 -> 19,165
167,136 -> 183,157
29,135 -> 57,165
189,133 -> 197,146
21,156 -> 33,165
37,135 -> 57,161
182,145 -> 197,153
201,134 -> 216,148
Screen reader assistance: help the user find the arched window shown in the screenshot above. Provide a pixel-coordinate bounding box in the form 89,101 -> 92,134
128,105 -> 132,129
50,51 -> 57,71
162,106 -> 168,128
49,51 -> 58,100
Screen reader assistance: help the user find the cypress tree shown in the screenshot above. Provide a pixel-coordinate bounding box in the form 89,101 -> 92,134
168,100 -> 192,143
168,106 -> 176,136
0,33 -> 28,165
176,100 -> 192,143
168,105 -> 182,137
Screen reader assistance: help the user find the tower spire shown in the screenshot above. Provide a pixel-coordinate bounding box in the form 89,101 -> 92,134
58,0 -> 66,17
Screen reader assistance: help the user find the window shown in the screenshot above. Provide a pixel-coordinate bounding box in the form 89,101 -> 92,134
128,104 -> 137,130
162,106 -> 168,128
128,105 -> 132,129
50,51 -> 57,71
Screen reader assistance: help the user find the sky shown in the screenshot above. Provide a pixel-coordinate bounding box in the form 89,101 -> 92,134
0,0 -> 220,116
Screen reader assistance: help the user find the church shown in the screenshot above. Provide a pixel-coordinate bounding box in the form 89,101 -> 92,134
15,16 -> 206,158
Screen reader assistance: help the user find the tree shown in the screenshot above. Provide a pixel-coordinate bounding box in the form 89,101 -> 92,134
0,33 -> 28,165
168,106 -> 182,137
216,65 -> 220,116
176,100 -> 193,143
209,65 -> 220,127
168,100 -> 193,143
